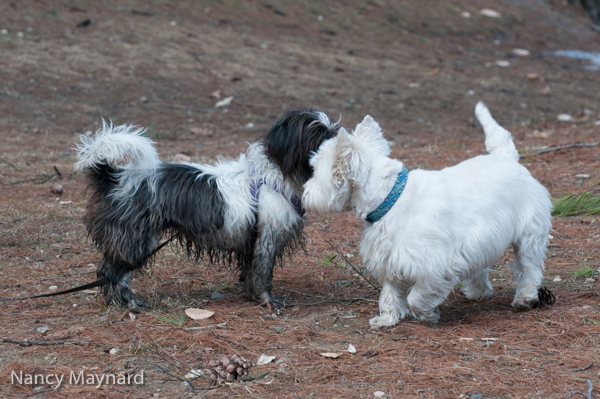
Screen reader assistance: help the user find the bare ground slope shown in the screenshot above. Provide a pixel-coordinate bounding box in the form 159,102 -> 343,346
1,1 -> 600,398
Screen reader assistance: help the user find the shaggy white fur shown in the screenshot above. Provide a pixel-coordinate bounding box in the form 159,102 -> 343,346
303,102 -> 552,327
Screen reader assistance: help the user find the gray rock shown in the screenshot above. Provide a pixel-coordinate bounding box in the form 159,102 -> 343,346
211,292 -> 224,300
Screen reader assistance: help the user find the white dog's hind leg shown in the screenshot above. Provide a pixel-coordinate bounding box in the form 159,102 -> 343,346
511,243 -> 544,310
463,267 -> 493,301
369,279 -> 410,328
407,281 -> 453,325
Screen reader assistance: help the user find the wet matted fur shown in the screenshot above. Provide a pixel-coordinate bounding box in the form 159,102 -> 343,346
75,109 -> 339,310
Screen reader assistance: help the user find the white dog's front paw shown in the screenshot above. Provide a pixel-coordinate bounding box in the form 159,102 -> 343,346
369,314 -> 398,329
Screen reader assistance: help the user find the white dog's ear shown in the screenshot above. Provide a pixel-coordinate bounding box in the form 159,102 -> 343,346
336,126 -> 369,184
335,127 -> 352,170
352,115 -> 390,158
354,115 -> 383,140
336,127 -> 351,148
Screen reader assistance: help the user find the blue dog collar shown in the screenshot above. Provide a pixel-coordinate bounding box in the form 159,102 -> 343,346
365,167 -> 409,224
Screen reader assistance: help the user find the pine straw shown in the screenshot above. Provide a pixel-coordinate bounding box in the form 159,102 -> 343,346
1,134 -> 600,399
1,213 -> 599,398
553,192 -> 600,217
1,252 -> 599,399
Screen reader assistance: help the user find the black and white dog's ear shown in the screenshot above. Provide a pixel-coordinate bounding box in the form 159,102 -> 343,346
263,109 -> 339,186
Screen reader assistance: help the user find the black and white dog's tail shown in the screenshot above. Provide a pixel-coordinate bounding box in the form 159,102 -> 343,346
74,121 -> 231,308
74,121 -> 160,172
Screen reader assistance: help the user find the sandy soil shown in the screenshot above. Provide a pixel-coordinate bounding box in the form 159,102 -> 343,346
1,1 -> 599,398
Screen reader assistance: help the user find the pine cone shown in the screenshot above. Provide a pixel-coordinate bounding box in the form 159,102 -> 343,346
538,287 -> 557,307
203,355 -> 254,381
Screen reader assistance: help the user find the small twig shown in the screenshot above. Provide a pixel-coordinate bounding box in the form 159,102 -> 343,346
520,143 -> 597,159
284,288 -> 377,306
322,238 -> 380,292
150,322 -> 227,331
22,389 -> 54,397
0,159 -> 16,169
154,101 -> 211,113
0,171 -> 59,186
129,325 -> 198,390
560,363 -> 594,373
136,327 -> 195,372
565,379 -> 593,399
131,9 -> 154,17
152,362 -> 197,387
2,338 -> 90,346
241,371 -> 270,382
184,322 -> 227,331
53,166 -> 62,179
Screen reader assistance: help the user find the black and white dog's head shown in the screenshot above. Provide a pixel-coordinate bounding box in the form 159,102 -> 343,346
263,109 -> 339,187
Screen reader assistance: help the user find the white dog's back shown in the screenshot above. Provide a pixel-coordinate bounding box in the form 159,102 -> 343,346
362,155 -> 550,284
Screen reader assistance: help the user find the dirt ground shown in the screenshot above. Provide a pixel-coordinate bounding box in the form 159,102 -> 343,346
1,1 -> 600,398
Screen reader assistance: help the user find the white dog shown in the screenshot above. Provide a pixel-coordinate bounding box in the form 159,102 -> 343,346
303,102 -> 552,327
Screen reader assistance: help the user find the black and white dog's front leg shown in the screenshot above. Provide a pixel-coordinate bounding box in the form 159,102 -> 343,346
242,192 -> 303,309
243,229 -> 288,309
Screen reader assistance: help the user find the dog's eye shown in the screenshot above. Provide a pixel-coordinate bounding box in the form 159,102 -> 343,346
333,169 -> 344,188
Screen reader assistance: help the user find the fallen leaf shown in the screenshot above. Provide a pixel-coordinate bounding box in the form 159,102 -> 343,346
320,352 -> 343,359
557,114 -> 573,122
185,308 -> 215,320
184,369 -> 205,380
189,127 -> 209,136
257,354 -> 276,365
215,96 -> 233,108
512,48 -> 530,57
480,9 -> 502,18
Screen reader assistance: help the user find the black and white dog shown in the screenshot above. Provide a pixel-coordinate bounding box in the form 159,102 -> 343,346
75,109 -> 339,310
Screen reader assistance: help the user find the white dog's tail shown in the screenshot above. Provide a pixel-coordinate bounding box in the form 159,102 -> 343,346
74,120 -> 160,171
475,101 -> 519,161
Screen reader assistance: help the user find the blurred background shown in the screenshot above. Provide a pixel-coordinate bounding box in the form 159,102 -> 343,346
1,0 -> 599,158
